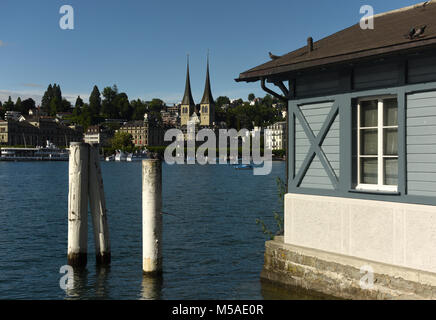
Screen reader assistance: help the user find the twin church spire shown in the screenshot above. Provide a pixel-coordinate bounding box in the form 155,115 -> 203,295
200,55 -> 214,105
180,55 -> 215,127
181,57 -> 195,107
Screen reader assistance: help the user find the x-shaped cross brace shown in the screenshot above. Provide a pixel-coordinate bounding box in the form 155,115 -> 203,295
291,103 -> 339,189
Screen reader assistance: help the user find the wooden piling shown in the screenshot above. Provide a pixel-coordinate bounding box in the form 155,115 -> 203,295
142,159 -> 162,275
67,142 -> 89,268
89,143 -> 111,265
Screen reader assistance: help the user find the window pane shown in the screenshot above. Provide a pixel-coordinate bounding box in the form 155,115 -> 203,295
360,129 -> 378,155
383,98 -> 398,126
384,128 -> 398,155
360,100 -> 378,127
361,158 -> 378,184
384,158 -> 398,186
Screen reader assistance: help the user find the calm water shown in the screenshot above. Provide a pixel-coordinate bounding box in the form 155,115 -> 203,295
0,161 -> 321,300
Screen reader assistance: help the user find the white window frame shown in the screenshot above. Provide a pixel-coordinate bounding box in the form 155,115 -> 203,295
356,95 -> 398,193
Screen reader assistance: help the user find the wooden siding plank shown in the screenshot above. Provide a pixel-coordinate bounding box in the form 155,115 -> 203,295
407,90 -> 436,198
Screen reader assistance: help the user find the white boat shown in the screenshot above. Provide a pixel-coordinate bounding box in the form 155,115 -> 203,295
126,150 -> 148,162
105,155 -> 115,162
0,140 -> 69,161
114,150 -> 128,161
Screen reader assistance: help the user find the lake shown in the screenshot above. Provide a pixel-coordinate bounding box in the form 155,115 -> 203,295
0,160 -> 322,299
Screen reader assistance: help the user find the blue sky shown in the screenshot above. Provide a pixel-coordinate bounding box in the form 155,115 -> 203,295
0,0 -> 421,105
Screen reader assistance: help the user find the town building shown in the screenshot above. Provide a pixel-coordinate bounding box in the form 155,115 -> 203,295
84,125 -> 111,147
166,104 -> 180,115
4,111 -> 22,121
0,117 -> 82,146
118,114 -> 164,147
265,121 -> 286,150
160,110 -> 178,127
237,1 -> 436,299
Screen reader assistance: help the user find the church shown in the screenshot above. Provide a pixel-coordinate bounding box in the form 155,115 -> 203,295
180,57 -> 215,128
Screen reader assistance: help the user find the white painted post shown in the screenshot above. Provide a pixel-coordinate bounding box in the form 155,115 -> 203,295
89,143 -> 111,265
142,159 -> 162,275
67,142 -> 89,267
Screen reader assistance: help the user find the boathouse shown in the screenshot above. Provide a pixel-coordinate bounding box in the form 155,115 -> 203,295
237,1 -> 436,299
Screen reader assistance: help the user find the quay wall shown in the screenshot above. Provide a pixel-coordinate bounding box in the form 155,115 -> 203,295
261,194 -> 436,299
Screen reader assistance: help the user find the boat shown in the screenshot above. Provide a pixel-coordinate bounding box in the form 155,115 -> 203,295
114,150 -> 128,161
127,150 -> 149,162
105,155 -> 115,162
234,164 -> 254,170
0,140 -> 69,161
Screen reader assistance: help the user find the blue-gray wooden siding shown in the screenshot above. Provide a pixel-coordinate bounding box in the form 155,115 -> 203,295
295,101 -> 340,190
407,90 -> 436,197
354,62 -> 400,90
408,55 -> 436,84
288,80 -> 436,206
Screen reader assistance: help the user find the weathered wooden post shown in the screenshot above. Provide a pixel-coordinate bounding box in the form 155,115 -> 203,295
142,159 -> 162,275
67,142 -> 89,268
89,143 -> 111,265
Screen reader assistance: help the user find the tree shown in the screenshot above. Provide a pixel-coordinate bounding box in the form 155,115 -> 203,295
40,83 -> 65,115
53,84 -> 62,102
15,97 -> 22,113
131,99 -> 148,120
111,131 -> 133,151
89,86 -> 101,117
248,93 -> 255,102
216,96 -> 230,109
41,84 -> 53,114
116,92 -> 132,120
231,98 -> 244,108
61,99 -> 72,112
3,96 -> 14,111
80,104 -> 92,129
101,85 -> 118,118
262,94 -> 274,107
49,97 -> 60,116
21,98 -> 36,115
75,96 -> 84,108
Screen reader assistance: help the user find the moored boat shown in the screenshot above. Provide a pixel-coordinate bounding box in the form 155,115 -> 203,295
114,150 -> 128,162
0,141 -> 69,161
126,150 -> 148,162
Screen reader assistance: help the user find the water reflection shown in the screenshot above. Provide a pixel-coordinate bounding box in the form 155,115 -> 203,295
64,268 -> 89,300
140,274 -> 163,300
94,266 -> 111,299
260,278 -> 338,300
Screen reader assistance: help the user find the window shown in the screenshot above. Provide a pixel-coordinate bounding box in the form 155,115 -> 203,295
357,96 -> 398,192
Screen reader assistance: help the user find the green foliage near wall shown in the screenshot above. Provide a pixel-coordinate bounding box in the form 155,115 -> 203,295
256,177 -> 286,240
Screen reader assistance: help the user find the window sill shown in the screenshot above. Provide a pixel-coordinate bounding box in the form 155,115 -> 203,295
349,189 -> 400,196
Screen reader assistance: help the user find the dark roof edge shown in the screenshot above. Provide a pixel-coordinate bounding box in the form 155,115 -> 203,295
236,37 -> 436,82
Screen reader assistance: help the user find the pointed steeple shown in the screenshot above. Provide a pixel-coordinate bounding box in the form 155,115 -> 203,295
200,53 -> 214,105
182,55 -> 195,106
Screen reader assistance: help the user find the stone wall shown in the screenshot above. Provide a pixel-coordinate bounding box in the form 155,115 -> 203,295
262,237 -> 436,299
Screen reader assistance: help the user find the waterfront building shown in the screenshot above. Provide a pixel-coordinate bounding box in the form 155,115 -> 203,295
265,121 -> 286,151
0,117 -> 82,146
118,113 -> 164,147
237,1 -> 436,299
84,125 -> 111,147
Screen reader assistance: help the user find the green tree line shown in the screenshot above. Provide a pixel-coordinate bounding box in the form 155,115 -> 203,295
1,86 -> 285,133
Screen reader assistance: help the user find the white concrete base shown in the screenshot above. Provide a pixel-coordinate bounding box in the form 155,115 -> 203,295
285,193 -> 436,277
